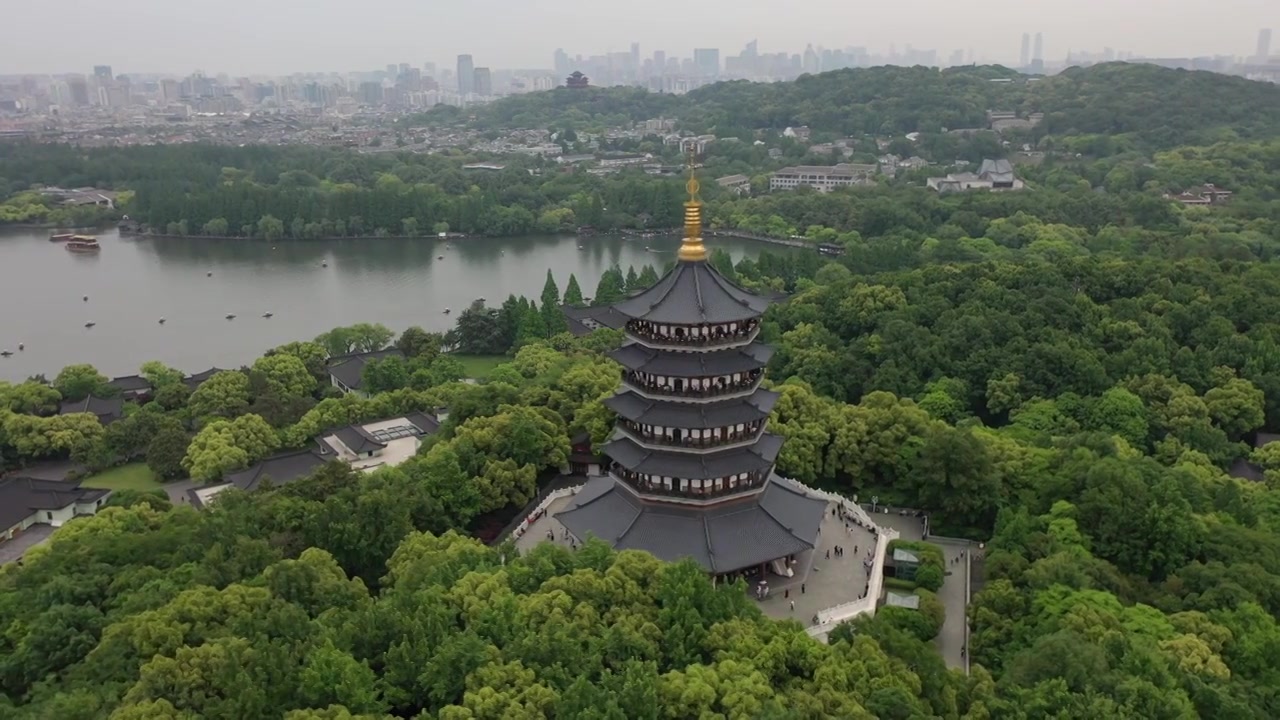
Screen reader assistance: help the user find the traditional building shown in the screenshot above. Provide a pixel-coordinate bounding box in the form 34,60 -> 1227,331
553,163 -> 827,580
566,71 -> 590,89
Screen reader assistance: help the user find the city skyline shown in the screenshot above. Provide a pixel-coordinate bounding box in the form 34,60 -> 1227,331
1,0 -> 1276,76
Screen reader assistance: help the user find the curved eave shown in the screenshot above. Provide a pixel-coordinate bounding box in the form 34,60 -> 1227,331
554,474 -> 827,573
603,433 -> 784,479
609,342 -> 774,377
604,388 -> 780,429
610,260 -> 772,325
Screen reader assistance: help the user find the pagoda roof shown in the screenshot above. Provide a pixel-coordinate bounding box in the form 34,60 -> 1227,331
610,342 -> 773,377
604,432 -> 783,479
605,388 -> 779,429
610,260 -> 772,325
554,474 -> 826,573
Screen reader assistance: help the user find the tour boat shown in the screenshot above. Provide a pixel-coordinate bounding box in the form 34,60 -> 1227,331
65,236 -> 101,253
49,232 -> 76,242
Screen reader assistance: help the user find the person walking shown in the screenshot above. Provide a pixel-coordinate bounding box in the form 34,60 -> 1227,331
801,583 -> 806,594
790,600 -> 795,612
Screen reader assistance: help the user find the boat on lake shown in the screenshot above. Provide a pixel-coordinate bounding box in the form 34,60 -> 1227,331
49,232 -> 76,242
65,236 -> 101,253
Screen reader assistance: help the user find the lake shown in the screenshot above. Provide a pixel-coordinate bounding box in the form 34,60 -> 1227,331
0,229 -> 793,381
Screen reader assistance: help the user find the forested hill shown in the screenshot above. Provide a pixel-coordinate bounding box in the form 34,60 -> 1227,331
455,63 -> 1280,150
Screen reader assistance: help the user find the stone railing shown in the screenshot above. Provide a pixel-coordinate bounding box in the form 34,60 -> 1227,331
509,485 -> 584,542
774,477 -> 897,640
805,526 -> 898,639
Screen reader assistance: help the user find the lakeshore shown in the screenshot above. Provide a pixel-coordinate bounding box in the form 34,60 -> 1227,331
0,228 -> 796,380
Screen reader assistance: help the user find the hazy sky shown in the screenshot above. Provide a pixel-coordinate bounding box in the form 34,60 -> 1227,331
2,0 -> 1275,76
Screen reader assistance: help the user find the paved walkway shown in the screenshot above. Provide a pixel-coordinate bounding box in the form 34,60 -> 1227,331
865,508 -> 971,672
756,507 -> 876,625
0,525 -> 54,565
163,479 -> 202,505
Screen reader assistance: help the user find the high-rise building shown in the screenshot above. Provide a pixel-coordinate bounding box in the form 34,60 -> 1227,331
1020,33 -> 1031,66
1033,32 -> 1044,62
554,48 -> 570,77
68,78 -> 90,106
93,65 -> 112,81
553,164 -> 826,577
1258,29 -> 1273,63
358,81 -> 383,105
631,42 -> 640,70
457,54 -> 474,95
694,48 -> 720,78
472,67 -> 492,96
423,62 -> 436,78
803,44 -> 819,74
653,50 -> 666,75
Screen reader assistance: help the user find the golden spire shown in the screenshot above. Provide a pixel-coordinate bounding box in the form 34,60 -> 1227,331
678,148 -> 708,262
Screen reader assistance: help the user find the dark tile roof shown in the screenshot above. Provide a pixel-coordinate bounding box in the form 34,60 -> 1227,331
1228,458 -> 1265,482
184,368 -> 229,390
555,474 -> 826,573
610,261 -> 772,325
604,432 -> 784,479
609,342 -> 773,376
109,375 -> 153,393
605,388 -> 779,429
1254,432 -> 1280,448
327,349 -> 404,391
222,449 -> 330,493
562,303 -> 630,336
402,411 -> 441,435
0,477 -> 110,530
332,425 -> 386,455
58,395 -> 124,424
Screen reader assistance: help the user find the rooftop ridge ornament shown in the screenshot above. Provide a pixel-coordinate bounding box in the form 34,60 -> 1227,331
679,149 -> 708,262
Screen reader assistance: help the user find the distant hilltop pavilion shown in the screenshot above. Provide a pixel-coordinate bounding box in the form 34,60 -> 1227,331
565,71 -> 590,89
554,162 -> 827,579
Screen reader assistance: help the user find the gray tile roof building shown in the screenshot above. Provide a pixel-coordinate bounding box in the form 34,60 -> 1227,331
550,184 -> 825,575
557,475 -> 824,573
59,395 -> 124,425
0,477 -> 111,531
327,349 -> 404,393
605,388 -> 779,429
611,261 -> 772,325
609,342 -> 773,376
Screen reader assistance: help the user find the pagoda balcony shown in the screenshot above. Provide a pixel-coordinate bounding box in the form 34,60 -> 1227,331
611,466 -> 770,504
617,420 -> 767,454
622,371 -> 763,403
625,320 -> 760,352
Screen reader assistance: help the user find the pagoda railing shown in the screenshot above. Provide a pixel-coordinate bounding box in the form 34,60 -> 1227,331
612,466 -> 770,502
623,371 -> 763,400
626,321 -> 760,351
617,421 -> 766,453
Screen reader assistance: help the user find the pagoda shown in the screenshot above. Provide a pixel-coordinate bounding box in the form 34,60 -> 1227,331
565,71 -> 590,89
554,162 -> 827,578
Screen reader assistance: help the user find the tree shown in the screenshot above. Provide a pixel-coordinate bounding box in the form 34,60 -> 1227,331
257,214 -> 285,241
348,323 -> 395,353
139,361 -> 186,389
181,414 -> 279,482
909,426 -> 999,527
396,326 -> 443,361
362,357 -> 410,395
540,270 -> 567,336
146,425 -> 191,479
0,380 -> 60,415
187,370 -> 251,423
202,217 -> 229,236
593,265 -> 626,304
563,274 -> 585,307
53,364 -> 109,401
252,354 -> 318,398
